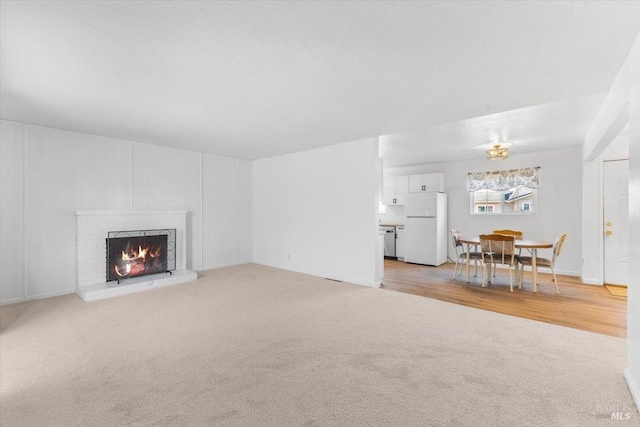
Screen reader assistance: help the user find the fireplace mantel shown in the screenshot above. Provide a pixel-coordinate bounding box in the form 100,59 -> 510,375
75,210 -> 197,301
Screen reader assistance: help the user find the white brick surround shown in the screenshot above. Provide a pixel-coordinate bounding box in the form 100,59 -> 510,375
75,210 -> 196,301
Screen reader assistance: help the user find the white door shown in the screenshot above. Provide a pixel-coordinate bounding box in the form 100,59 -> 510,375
603,160 -> 628,286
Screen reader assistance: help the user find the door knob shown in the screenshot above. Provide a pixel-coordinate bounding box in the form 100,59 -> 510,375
606,230 -> 612,235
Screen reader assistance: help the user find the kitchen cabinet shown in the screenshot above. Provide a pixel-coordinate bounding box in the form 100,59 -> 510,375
396,226 -> 405,259
409,173 -> 444,193
383,175 -> 409,205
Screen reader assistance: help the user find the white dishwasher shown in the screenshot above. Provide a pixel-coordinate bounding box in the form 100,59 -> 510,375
380,226 -> 396,259
396,226 -> 405,260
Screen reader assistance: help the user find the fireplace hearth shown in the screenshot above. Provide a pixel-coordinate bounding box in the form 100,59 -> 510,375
106,229 -> 176,283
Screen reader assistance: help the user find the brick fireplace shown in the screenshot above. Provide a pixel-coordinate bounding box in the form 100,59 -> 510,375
75,210 -> 197,301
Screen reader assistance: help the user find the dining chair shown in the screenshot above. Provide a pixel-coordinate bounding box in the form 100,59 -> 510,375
479,234 -> 519,291
518,234 -> 566,294
450,229 -> 482,279
492,229 -> 524,276
493,229 -> 523,239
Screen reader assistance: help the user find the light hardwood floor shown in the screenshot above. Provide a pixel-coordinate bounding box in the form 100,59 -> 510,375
381,260 -> 627,338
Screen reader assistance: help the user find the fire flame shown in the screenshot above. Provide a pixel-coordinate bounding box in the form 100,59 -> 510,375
114,244 -> 162,277
150,246 -> 161,258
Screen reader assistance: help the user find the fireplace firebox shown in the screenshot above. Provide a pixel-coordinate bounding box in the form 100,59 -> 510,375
106,229 -> 176,283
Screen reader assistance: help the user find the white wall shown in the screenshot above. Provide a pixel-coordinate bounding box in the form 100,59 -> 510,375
202,154 -> 252,270
0,121 -> 252,304
626,28 -> 640,411
601,133 -> 630,160
380,204 -> 407,226
0,121 -> 24,302
582,28 -> 640,409
383,147 -> 583,276
252,137 -> 379,287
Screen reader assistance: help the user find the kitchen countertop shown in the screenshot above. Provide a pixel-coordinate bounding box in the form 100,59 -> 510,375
379,223 -> 404,227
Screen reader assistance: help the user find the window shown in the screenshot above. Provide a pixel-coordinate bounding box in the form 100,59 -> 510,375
468,167 -> 539,215
471,186 -> 536,214
476,205 -> 494,213
473,189 -> 501,213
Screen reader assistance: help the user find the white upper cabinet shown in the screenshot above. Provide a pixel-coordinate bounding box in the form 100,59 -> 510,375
383,175 -> 409,205
409,173 -> 444,193
395,175 -> 409,204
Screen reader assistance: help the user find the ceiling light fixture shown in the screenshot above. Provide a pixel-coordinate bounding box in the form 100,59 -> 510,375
486,144 -> 509,160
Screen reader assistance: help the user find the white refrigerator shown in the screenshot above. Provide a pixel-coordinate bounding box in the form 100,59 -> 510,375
404,192 -> 448,266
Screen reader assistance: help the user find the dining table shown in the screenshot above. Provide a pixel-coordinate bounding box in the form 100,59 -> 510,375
457,236 -> 553,292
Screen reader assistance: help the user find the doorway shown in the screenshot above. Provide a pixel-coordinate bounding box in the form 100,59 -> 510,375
603,159 -> 629,287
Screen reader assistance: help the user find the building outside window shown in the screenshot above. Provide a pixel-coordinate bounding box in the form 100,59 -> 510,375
468,167 -> 539,215
473,189 -> 501,213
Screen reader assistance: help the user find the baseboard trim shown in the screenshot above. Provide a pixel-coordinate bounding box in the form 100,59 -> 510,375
358,281 -> 381,288
0,289 -> 77,306
550,269 -> 581,277
624,369 -> 640,413
251,261 -> 378,288
490,266 -> 581,277
195,260 -> 251,272
581,277 -> 603,286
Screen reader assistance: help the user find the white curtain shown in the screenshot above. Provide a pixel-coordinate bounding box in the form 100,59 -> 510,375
468,167 -> 539,192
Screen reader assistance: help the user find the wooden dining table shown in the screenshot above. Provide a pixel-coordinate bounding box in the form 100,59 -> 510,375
458,236 -> 553,292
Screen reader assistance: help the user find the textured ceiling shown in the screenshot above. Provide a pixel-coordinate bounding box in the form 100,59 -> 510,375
379,95 -> 606,167
1,1 -> 640,165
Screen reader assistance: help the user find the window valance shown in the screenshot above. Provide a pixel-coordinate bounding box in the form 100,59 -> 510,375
468,167 -> 539,192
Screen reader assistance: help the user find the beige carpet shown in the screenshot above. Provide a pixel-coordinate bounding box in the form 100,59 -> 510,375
0,264 -> 636,426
